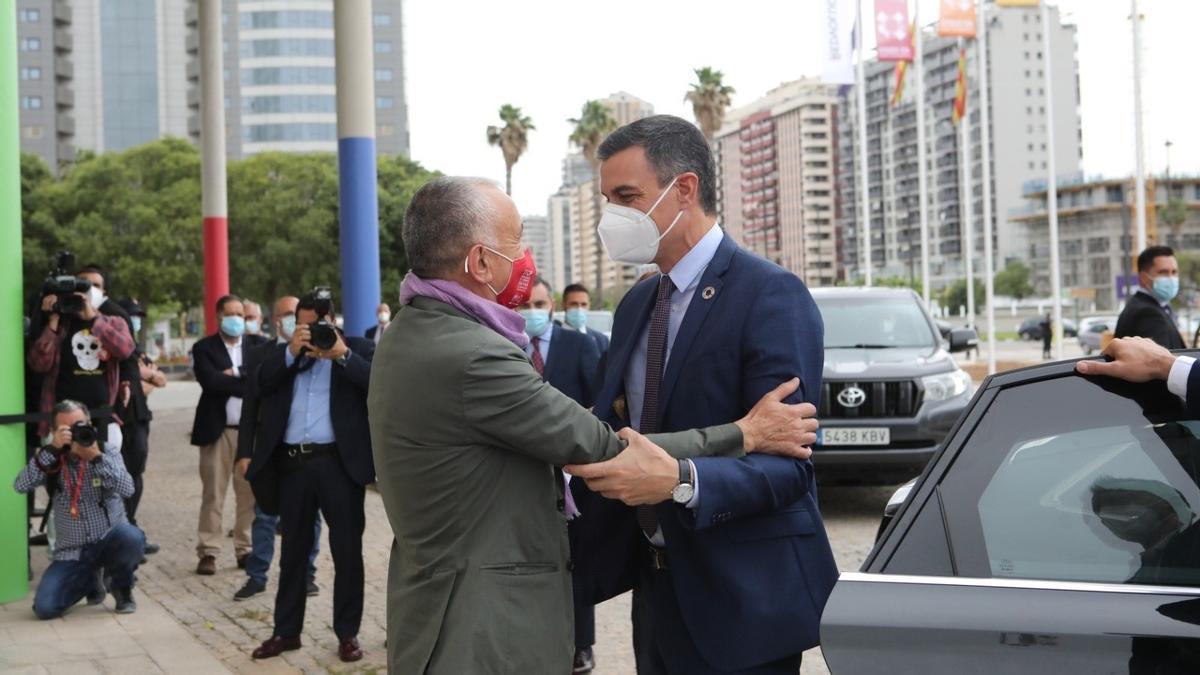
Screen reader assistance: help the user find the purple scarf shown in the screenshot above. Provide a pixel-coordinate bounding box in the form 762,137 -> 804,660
399,272 -> 529,348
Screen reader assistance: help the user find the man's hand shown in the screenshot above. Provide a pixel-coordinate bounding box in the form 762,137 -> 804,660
78,292 -> 98,321
311,332 -> 349,361
289,323 -> 313,358
565,429 -> 678,506
71,440 -> 102,463
41,294 -> 56,312
51,424 -> 72,451
121,381 -> 132,407
734,378 -> 818,459
236,458 -> 250,478
1076,336 -> 1176,383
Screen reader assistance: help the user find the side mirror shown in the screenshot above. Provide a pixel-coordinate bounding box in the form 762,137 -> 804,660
876,479 -> 917,542
948,327 -> 979,353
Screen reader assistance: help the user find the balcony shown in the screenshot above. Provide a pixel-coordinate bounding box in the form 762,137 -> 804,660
186,32 -> 199,54
185,3 -> 198,27
53,0 -> 72,25
56,141 -> 75,162
54,58 -> 73,80
55,84 -> 73,107
56,112 -> 75,136
54,28 -> 72,53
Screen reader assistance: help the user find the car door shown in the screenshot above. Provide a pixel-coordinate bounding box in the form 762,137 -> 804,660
821,360 -> 1200,674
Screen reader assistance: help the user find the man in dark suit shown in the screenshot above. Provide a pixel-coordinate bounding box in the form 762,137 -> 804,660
566,115 -> 838,674
364,302 -> 390,344
1077,336 -> 1200,417
247,291 -> 374,664
1115,245 -> 1185,349
563,283 -> 610,356
517,277 -> 603,672
190,294 -> 266,575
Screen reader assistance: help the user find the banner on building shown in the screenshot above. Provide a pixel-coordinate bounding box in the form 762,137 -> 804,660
938,0 -> 977,37
874,0 -> 913,61
818,0 -> 857,84
952,47 -> 968,123
890,21 -> 915,107
996,0 -> 1039,6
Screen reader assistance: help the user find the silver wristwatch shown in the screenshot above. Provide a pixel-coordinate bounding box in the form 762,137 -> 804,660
671,459 -> 694,504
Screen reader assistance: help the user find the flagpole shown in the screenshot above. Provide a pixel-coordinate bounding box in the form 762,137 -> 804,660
977,0 -> 997,374
957,39 -> 976,333
856,0 -> 873,286
1131,0 -> 1147,253
914,1 -> 930,306
1042,2 -> 1063,360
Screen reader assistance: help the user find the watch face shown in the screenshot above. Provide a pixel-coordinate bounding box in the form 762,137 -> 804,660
672,483 -> 695,504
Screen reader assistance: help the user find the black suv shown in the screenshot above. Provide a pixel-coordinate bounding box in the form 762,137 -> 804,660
811,288 -> 977,484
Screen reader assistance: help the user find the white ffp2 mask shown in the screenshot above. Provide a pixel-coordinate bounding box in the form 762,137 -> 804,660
596,176 -> 683,264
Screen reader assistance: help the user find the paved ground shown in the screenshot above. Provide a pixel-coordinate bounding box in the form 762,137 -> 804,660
5,339 -> 1046,674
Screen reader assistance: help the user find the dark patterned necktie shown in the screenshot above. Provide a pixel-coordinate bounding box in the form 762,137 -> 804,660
530,337 -> 544,376
636,275 -> 675,538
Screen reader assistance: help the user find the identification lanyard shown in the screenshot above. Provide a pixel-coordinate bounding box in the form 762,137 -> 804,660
60,457 -> 87,519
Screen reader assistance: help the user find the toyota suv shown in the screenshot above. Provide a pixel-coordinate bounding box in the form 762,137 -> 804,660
811,287 -> 976,484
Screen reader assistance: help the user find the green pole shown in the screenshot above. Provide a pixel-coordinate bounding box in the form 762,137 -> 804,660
0,0 -> 29,603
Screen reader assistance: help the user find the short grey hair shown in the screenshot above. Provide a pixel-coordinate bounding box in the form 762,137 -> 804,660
52,400 -> 90,425
403,176 -> 501,277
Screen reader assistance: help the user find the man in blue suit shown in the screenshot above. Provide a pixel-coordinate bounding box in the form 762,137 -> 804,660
567,115 -> 838,674
1077,336 -> 1200,416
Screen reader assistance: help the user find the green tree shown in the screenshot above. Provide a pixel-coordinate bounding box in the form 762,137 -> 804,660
486,104 -> 534,197
993,260 -> 1034,300
685,67 -> 735,141
941,278 -> 985,313
1163,197 -> 1190,242
836,275 -> 922,293
569,100 -> 618,302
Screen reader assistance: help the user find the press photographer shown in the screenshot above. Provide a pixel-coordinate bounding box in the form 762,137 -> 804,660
13,400 -> 144,618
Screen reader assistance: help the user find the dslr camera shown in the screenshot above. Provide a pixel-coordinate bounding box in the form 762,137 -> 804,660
42,251 -> 91,316
69,421 -> 97,449
308,286 -> 338,351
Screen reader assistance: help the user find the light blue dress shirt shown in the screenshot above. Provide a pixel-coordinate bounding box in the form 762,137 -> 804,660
522,320 -> 554,367
283,350 -> 336,445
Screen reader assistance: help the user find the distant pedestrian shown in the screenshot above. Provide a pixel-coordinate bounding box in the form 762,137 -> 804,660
1041,313 -> 1053,359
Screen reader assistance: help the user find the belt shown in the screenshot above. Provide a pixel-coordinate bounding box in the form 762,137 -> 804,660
648,546 -> 669,571
280,442 -> 336,461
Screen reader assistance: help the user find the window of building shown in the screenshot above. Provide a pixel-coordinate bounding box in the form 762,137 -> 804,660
1037,51 -> 1043,59
374,13 -> 393,26
241,38 -> 335,59
376,95 -> 394,109
22,125 -> 43,139
243,95 -> 336,114
243,122 -> 337,143
21,96 -> 42,110
242,66 -> 336,86
375,40 -> 393,54
19,8 -> 40,22
378,124 -> 395,137
20,37 -> 40,51
241,10 -> 333,29
20,67 -> 41,80
1087,237 -> 1110,254
375,68 -> 393,81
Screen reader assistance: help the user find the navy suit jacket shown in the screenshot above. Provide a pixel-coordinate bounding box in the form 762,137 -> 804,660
585,329 -> 609,356
541,324 -> 600,408
246,338 -> 375,514
190,333 -> 268,446
580,234 -> 838,671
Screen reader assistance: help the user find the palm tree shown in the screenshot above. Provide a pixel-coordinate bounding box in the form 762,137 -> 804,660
568,100 -> 618,303
486,104 -> 535,196
685,67 -> 735,141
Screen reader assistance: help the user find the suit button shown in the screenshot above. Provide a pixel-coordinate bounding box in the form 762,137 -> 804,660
557,499 -> 566,512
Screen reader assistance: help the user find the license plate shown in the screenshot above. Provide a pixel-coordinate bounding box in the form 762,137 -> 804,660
818,427 -> 890,446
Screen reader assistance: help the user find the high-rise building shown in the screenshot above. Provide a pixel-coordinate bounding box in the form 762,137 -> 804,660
184,0 -> 409,159
17,0 -> 75,171
836,4 -> 1081,290
522,214 -> 553,287
715,79 -> 839,287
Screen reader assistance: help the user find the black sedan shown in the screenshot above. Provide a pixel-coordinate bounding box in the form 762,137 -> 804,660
820,353 -> 1200,673
1019,317 -> 1078,340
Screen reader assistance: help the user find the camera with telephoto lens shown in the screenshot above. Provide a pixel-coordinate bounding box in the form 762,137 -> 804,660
308,286 -> 338,351
69,421 -> 97,449
41,251 -> 91,316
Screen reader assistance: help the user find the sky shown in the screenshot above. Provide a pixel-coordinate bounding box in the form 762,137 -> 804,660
402,0 -> 1199,217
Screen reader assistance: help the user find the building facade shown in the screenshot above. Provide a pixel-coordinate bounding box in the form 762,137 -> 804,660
1016,176 -> 1200,310
715,79 -> 839,287
836,4 -> 1081,290
185,0 -> 409,159
17,0 -> 75,171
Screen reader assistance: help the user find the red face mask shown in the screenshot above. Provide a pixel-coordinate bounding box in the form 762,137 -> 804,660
477,246 -> 538,309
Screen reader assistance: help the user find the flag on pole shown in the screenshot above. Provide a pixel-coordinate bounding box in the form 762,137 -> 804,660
890,21 -> 915,107
938,0 -> 977,38
951,46 -> 967,124
874,0 -> 913,61
819,0 -> 856,84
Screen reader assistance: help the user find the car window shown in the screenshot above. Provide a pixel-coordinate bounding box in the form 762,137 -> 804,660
940,375 -> 1200,587
815,296 -> 937,349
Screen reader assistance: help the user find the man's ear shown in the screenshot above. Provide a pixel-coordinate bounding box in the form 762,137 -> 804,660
674,172 -> 700,210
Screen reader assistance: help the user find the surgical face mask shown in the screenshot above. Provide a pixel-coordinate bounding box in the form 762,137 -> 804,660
220,315 -> 245,338
565,307 -> 589,330
466,246 -> 538,308
1153,275 -> 1180,303
278,315 -> 297,340
87,286 -> 105,310
245,319 -> 261,334
520,309 -> 551,338
378,311 -> 391,324
131,317 -> 142,334
596,176 -> 683,264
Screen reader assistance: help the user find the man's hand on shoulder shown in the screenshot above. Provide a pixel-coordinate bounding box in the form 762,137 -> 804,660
565,428 -> 678,505
735,378 -> 818,459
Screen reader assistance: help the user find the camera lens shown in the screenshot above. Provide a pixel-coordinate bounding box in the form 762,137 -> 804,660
310,322 -> 337,350
70,422 -> 97,447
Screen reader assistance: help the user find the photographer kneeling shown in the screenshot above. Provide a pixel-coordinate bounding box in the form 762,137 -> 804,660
14,400 -> 144,619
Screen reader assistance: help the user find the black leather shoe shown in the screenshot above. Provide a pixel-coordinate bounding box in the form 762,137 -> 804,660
338,637 -> 363,663
112,587 -> 137,614
143,542 -> 160,555
306,579 -> 319,597
234,579 -> 266,601
573,646 -> 595,673
252,635 -> 301,659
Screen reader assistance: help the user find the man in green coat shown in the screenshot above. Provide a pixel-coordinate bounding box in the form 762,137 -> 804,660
368,177 -> 818,674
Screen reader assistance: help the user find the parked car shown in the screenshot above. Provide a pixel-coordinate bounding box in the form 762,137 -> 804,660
810,288 -> 976,485
1018,316 -> 1078,340
820,353 -> 1200,673
1077,316 -> 1118,355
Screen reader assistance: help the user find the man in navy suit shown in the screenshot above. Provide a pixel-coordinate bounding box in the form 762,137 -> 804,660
563,283 -> 610,357
518,277 -> 603,672
567,115 -> 838,674
1077,336 -> 1200,416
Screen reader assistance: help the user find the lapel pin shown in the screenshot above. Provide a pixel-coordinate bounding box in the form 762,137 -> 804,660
701,286 -> 716,300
